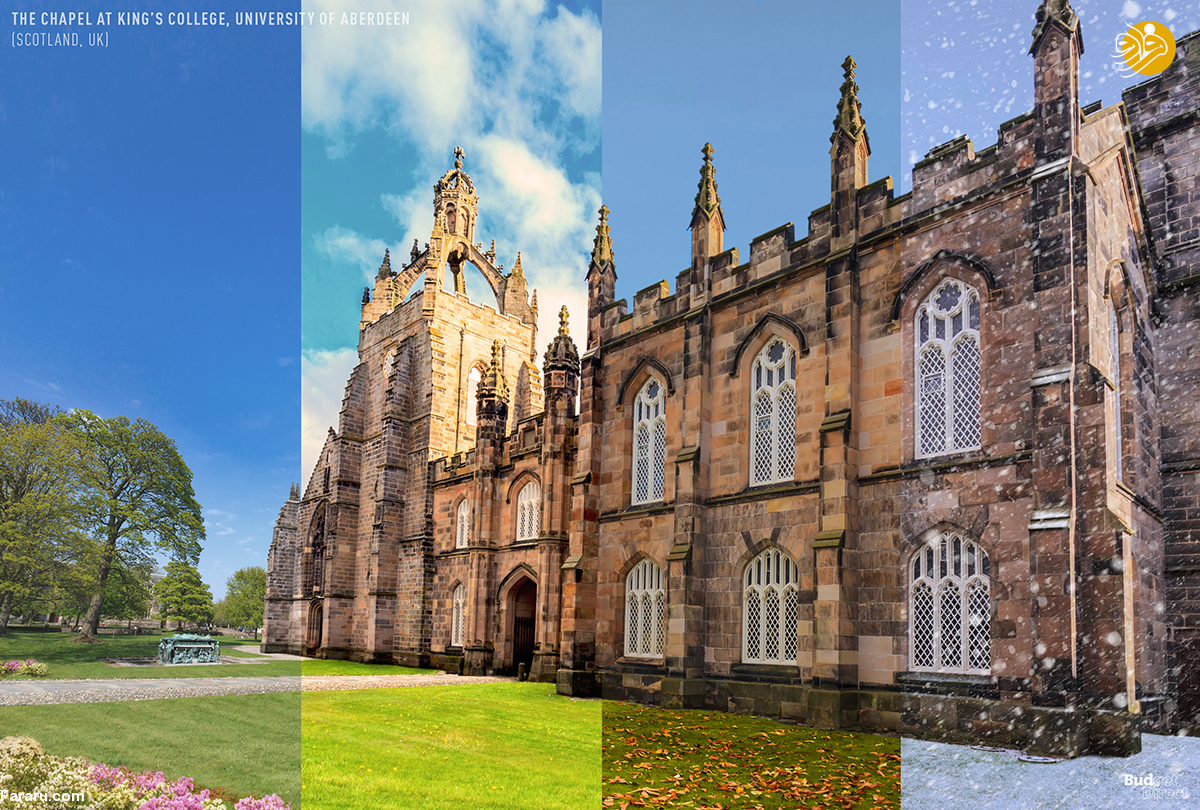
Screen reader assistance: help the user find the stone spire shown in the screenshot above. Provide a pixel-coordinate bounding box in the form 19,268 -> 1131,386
511,251 -> 524,281
689,144 -> 725,267
829,56 -> 871,236
544,305 -> 580,373
477,340 -> 508,402
289,481 -> 299,501
362,286 -> 371,305
1030,0 -> 1082,55
410,239 -> 420,265
376,248 -> 393,280
689,143 -> 724,228
591,205 -> 614,268
831,56 -> 869,146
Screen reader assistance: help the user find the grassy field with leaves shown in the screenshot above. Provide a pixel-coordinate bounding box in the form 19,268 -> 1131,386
603,702 -> 899,810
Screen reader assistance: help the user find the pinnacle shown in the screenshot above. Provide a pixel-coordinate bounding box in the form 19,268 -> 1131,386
591,205 -> 614,268
690,142 -> 722,228
376,248 -> 393,280
831,55 -> 867,144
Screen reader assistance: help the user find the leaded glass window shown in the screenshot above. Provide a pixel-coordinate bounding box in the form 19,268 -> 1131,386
625,559 -> 666,659
742,548 -> 799,665
451,584 -> 465,648
910,533 -> 990,674
750,339 -> 797,485
915,279 -> 981,458
455,499 -> 471,549
516,481 -> 540,541
633,378 -> 667,504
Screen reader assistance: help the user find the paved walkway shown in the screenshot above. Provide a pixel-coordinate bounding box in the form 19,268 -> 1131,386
0,672 -> 514,706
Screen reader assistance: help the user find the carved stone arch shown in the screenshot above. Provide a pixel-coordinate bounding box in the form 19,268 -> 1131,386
889,249 -> 1000,325
465,243 -> 507,308
617,357 -> 676,404
903,520 -> 981,566
732,528 -> 797,574
729,313 -> 810,377
615,547 -> 659,581
496,563 -> 539,602
504,470 -> 542,504
391,252 -> 431,304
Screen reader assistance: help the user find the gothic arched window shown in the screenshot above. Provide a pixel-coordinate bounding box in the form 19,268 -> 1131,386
910,533 -> 990,674
750,338 -> 797,486
632,378 -> 666,505
625,559 -> 666,659
915,279 -> 981,458
451,584 -> 465,648
742,548 -> 799,665
516,482 -> 540,541
455,499 -> 471,549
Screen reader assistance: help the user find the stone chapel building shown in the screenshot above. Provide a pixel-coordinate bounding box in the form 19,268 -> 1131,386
266,1 -> 1199,756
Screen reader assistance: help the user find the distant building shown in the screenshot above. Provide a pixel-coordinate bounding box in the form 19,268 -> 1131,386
266,1 -> 1199,756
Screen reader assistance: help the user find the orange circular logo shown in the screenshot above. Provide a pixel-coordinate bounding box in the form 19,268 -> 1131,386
1119,21 -> 1176,76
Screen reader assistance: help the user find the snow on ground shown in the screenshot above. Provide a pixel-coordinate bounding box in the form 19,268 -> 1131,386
902,733 -> 1198,809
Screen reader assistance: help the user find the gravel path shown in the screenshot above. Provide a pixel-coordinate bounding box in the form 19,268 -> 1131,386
0,672 -> 514,706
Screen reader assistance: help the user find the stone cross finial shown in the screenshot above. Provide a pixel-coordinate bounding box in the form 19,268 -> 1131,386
599,204 -> 609,222
702,142 -> 714,164
842,55 -> 856,80
558,305 -> 569,336
454,146 -> 465,169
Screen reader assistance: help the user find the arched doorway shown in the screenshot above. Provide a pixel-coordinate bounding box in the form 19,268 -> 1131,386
306,600 -> 323,654
511,579 -> 537,674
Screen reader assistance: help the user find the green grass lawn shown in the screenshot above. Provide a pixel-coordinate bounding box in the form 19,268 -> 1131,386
0,632 -> 439,679
0,691 -> 300,808
299,658 -> 435,677
603,702 -> 900,810
302,682 -> 600,810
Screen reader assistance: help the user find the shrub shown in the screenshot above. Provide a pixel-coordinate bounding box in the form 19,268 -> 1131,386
0,737 -> 291,810
1,658 -> 51,677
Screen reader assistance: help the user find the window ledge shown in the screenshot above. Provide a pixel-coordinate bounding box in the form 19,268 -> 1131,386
730,663 -> 802,684
615,658 -> 667,675
897,670 -> 999,697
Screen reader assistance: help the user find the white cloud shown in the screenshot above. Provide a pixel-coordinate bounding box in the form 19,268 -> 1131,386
314,226 -> 396,283
301,347 -> 359,478
301,0 -> 600,480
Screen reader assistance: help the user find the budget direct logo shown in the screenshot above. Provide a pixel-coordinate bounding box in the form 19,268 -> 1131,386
1113,20 -> 1177,76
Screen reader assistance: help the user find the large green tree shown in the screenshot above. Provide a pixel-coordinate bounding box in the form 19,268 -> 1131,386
224,566 -> 266,632
62,411 -> 205,640
0,400 -> 87,631
154,560 -> 213,629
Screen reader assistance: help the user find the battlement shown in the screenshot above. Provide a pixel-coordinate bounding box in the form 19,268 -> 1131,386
429,412 -> 546,485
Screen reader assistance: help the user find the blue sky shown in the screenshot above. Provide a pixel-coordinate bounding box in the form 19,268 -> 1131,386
603,0 -> 902,301
0,3 -> 299,599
